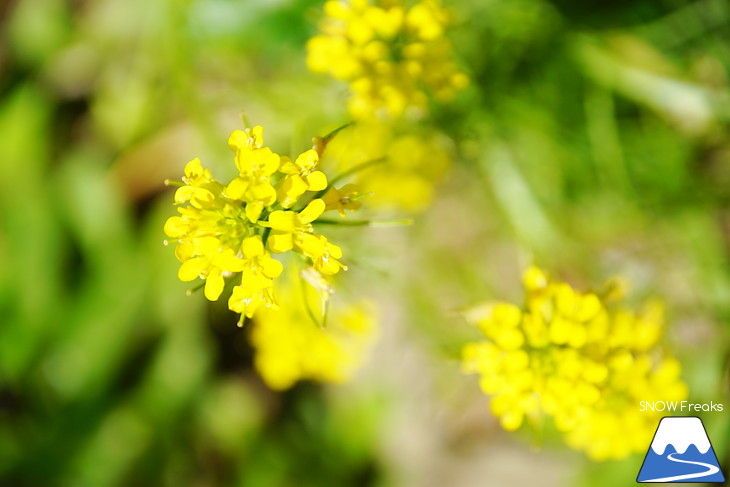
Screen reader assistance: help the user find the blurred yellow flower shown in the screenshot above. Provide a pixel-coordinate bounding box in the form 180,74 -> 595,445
251,273 -> 377,390
461,267 -> 688,461
323,183 -> 364,216
307,0 -> 468,120
321,123 -> 452,211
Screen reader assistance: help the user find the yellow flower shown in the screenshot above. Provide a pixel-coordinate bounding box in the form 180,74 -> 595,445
250,273 -> 377,390
307,0 -> 468,120
173,158 -> 224,209
461,266 -> 688,460
321,123 -> 452,211
263,199 -> 346,275
277,149 -> 328,208
228,125 -> 264,151
176,236 -> 245,301
224,126 -> 280,222
228,236 -> 283,321
323,183 -> 364,216
164,124 -> 367,324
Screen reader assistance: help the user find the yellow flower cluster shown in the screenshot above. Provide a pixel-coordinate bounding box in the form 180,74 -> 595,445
307,0 -> 468,120
251,272 -> 377,390
164,125 -> 360,324
461,267 -> 688,461
321,122 -> 452,211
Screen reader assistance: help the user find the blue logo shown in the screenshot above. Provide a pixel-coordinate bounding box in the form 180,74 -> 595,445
637,416 -> 725,483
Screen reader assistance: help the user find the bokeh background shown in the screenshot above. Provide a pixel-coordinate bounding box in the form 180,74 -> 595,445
1,0 -> 730,485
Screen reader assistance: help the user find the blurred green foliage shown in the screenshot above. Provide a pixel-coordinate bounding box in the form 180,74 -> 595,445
1,0 -> 730,485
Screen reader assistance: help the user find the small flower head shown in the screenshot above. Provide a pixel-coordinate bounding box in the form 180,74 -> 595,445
164,125 -> 363,324
307,0 -> 468,120
323,183 -> 365,216
277,149 -> 328,208
224,128 -> 281,221
461,267 -> 688,460
322,123 -> 452,211
174,158 -> 225,209
264,199 -> 347,275
227,236 -> 283,321
250,272 -> 377,390
176,236 -> 245,301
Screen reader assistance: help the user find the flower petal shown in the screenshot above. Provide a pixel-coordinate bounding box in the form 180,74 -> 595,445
242,235 -> 264,258
299,199 -> 326,223
235,149 -> 255,175
178,257 -> 206,281
175,242 -> 195,262
257,147 -> 281,175
184,158 -> 204,180
245,200 -> 264,223
250,126 -> 264,147
173,186 -> 195,205
297,233 -> 325,258
324,239 -> 342,258
294,149 -> 319,171
164,216 -> 187,238
251,182 -> 277,206
244,293 -> 264,318
279,157 -> 300,175
317,256 -> 342,275
227,286 -> 247,313
228,130 -> 248,151
277,175 -> 308,208
261,256 -> 283,278
267,211 -> 298,232
268,232 -> 294,253
216,249 -> 245,272
305,171 -> 328,191
225,176 -> 249,200
205,268 -> 224,301
197,236 -> 220,255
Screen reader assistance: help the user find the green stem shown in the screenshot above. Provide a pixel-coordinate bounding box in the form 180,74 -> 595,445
322,299 -> 330,328
240,112 -> 252,130
328,157 -> 386,187
185,281 -> 205,296
321,122 -> 353,141
308,157 -> 387,205
314,218 -> 414,227
300,275 -> 322,328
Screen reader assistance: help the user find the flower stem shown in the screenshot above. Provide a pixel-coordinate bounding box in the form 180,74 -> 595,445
186,281 -> 205,296
308,157 -> 387,206
313,122 -> 353,157
321,122 -> 352,142
328,157 -> 386,187
314,218 -> 414,227
300,276 -> 323,328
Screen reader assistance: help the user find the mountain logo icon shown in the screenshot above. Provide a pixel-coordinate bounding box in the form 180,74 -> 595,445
637,416 -> 725,483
